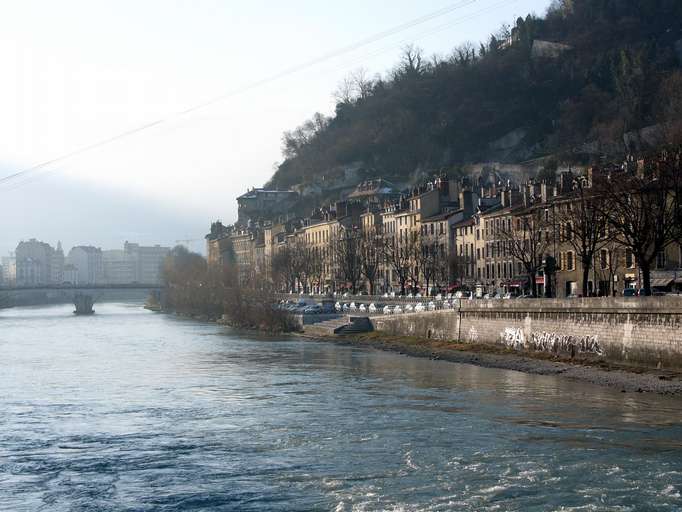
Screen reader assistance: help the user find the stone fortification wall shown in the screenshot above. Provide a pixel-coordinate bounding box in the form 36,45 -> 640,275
371,297 -> 682,368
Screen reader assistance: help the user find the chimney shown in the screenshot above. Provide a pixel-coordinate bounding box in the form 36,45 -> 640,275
459,189 -> 474,216
540,182 -> 549,204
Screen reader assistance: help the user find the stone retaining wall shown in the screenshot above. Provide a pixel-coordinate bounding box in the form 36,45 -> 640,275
370,297 -> 682,367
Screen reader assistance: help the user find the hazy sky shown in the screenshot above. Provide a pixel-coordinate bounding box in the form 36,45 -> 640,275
0,0 -> 552,255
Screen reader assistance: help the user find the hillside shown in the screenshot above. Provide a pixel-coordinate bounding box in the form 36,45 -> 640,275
267,0 -> 682,191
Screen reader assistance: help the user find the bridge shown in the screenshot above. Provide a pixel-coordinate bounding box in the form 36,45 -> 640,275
0,284 -> 162,308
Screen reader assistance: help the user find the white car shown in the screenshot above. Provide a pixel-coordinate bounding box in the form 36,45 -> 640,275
428,301 -> 436,311
404,304 -> 414,313
335,302 -> 342,311
359,304 -> 367,312
393,305 -> 403,314
342,303 -> 350,312
350,302 -> 357,311
435,294 -> 442,301
368,303 -> 377,314
414,303 -> 425,313
383,305 -> 392,315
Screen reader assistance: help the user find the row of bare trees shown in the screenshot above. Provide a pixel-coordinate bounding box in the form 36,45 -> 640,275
271,226 -> 454,296
500,151 -> 682,297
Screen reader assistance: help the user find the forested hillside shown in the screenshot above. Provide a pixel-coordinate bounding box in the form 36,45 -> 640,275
268,0 -> 682,189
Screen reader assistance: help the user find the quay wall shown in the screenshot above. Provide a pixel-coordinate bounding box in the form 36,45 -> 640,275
370,297 -> 682,368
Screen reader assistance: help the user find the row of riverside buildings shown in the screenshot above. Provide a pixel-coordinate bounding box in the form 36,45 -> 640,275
2,240 -> 170,287
206,153 -> 682,298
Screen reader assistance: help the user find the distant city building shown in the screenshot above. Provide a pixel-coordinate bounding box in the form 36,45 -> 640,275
15,239 -> 64,286
102,250 -> 136,284
67,246 -> 104,285
62,264 -> 79,285
123,242 -> 170,284
1,253 -> 16,286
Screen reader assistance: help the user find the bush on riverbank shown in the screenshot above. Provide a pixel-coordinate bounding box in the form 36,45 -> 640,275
161,246 -> 297,333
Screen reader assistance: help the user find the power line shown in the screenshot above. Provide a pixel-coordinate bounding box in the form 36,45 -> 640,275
326,0 -> 516,76
0,0 -> 480,190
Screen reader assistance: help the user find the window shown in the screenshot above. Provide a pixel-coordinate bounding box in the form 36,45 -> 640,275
600,249 -> 609,270
656,251 -> 666,270
626,249 -> 634,269
565,222 -> 573,241
566,251 -> 575,271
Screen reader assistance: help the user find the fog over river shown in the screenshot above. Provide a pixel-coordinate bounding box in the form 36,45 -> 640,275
1,303 -> 681,511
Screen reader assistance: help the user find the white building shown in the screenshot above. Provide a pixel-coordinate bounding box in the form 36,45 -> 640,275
124,242 -> 170,284
63,264 -> 79,285
1,254 -> 16,286
15,239 -> 64,286
67,246 -> 104,285
102,250 -> 136,284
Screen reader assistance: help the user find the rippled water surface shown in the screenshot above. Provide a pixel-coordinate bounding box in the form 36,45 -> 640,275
1,303 -> 682,511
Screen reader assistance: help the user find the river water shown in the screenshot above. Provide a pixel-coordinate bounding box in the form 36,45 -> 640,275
1,303 -> 681,511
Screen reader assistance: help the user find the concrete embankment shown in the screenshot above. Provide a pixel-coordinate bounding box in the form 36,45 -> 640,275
370,297 -> 682,369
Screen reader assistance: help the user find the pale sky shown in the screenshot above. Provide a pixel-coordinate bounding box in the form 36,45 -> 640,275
0,0 -> 552,255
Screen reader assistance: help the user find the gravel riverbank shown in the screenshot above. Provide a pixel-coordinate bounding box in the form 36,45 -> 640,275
298,332 -> 682,397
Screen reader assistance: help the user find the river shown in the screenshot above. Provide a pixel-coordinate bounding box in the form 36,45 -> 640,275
1,303 -> 681,511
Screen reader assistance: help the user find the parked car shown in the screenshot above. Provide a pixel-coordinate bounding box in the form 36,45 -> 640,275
368,303 -> 377,314
303,304 -> 322,314
383,305 -> 393,315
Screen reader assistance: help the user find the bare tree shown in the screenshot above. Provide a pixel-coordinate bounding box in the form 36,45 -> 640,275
333,68 -> 375,105
359,228 -> 382,295
332,227 -> 362,294
597,157 -> 681,295
333,75 -> 355,105
381,234 -> 411,295
501,209 -> 552,297
420,241 -> 438,296
307,247 -> 325,294
393,44 -> 424,81
554,176 -> 610,296
405,231 -> 423,292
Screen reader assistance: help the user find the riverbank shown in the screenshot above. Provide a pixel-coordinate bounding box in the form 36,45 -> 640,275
299,331 -> 682,397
